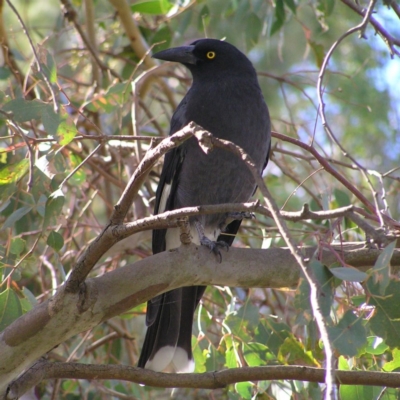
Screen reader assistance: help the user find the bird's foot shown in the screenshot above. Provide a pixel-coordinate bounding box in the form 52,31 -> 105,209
227,211 -> 255,220
199,236 -> 229,263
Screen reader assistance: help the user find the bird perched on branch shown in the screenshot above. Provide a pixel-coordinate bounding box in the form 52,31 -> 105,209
138,38 -> 271,373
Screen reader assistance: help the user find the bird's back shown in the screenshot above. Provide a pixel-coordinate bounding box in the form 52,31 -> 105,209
171,72 -> 270,230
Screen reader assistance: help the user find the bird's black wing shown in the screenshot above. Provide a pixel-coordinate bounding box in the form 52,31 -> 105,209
151,147 -> 184,254
139,99 -> 204,372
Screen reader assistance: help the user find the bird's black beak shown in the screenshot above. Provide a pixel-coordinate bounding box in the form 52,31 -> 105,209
152,45 -> 197,65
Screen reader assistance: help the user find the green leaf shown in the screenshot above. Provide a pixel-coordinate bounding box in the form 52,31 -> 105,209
45,52 -> 58,84
372,240 -> 396,295
150,25 -> 172,52
328,311 -> 367,356
295,260 -> 334,317
334,188 -> 350,207
131,0 -> 173,15
242,342 -> 275,366
1,99 -> 60,135
204,343 -> 225,371
283,0 -> 297,14
0,148 -> 6,164
255,318 -> 291,356
351,295 -> 366,307
2,99 -> 47,122
198,5 -> 210,31
0,288 -> 23,331
383,348 -> 400,372
245,13 -> 262,49
0,66 -> 11,80
270,0 -> 285,36
68,153 -> 86,185
225,344 -> 239,368
22,287 -> 37,309
0,159 -> 29,185
41,104 -> 60,136
329,267 -> 367,282
47,231 -> 64,252
85,82 -> 130,113
1,206 -> 32,231
176,8 -> 193,35
317,0 -> 335,17
338,355 -> 350,370
339,384 -> 375,400
9,238 -> 26,255
43,189 -> 65,229
278,334 -> 320,366
192,336 -> 206,373
236,302 -> 259,329
308,40 -> 325,69
365,336 -> 388,355
57,120 -> 78,145
367,280 -> 400,347
235,381 -> 253,399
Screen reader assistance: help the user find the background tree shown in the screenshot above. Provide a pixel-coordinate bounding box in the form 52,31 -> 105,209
0,0 -> 399,399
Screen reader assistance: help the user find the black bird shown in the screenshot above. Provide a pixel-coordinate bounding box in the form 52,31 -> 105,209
138,38 -> 271,372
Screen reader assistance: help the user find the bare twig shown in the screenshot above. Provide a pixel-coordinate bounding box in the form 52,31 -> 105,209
5,0 -> 58,112
340,0 -> 400,57
108,0 -> 176,104
59,143 -> 104,188
317,0 -> 388,230
83,0 -> 101,86
60,0 -> 121,80
209,136 -> 338,399
272,131 -> 376,215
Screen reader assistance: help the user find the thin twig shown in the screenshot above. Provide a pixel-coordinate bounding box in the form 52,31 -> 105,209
209,136 -> 338,399
272,131 -> 376,214
59,143 -> 104,188
340,0 -> 400,57
317,0 -> 386,229
6,0 -> 59,112
60,0 -> 121,80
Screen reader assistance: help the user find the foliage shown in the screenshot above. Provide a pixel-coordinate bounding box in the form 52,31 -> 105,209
0,0 -> 399,398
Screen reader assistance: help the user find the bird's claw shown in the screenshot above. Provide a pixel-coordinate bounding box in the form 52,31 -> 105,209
200,236 -> 229,263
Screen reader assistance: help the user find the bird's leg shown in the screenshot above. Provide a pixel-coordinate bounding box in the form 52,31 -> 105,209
194,220 -> 229,262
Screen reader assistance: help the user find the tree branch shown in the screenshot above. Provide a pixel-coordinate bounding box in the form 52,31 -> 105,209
1,244 -> 399,396
7,360 -> 400,398
63,122 -> 199,294
210,135 -> 338,399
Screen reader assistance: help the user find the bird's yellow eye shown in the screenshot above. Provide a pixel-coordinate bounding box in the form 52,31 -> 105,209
206,51 -> 216,60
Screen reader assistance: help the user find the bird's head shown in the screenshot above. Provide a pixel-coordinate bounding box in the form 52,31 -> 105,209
152,39 -> 255,78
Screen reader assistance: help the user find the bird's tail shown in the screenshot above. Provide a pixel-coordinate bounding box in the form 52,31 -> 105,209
138,286 -> 206,373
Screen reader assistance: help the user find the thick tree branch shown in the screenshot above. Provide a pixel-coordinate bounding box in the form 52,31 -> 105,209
7,360 -> 400,398
1,244 -> 399,396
